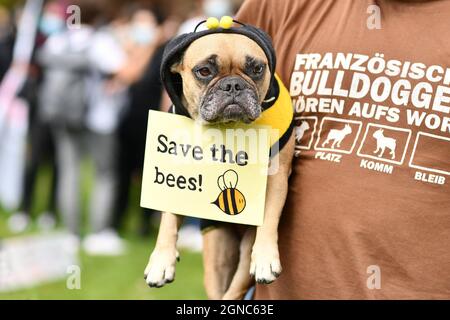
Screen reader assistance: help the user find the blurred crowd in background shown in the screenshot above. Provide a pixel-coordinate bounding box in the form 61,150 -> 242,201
0,0 -> 243,255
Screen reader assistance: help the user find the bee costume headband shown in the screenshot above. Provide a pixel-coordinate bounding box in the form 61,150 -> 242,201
161,16 -> 294,156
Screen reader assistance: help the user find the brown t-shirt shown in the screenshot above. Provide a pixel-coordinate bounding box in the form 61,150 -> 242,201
237,0 -> 450,299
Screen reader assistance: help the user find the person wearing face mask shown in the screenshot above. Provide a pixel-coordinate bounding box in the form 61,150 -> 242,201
110,6 -> 175,237
37,0 -> 133,255
35,0 -> 99,241
39,8 -> 65,37
202,0 -> 233,20
173,0 -> 232,36
84,4 -> 172,249
80,7 -> 132,255
130,17 -> 157,46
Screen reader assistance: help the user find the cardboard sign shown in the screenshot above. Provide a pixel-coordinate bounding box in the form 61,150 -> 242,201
140,110 -> 271,226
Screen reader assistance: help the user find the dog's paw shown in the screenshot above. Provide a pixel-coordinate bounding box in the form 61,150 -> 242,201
249,245 -> 282,284
144,248 -> 179,288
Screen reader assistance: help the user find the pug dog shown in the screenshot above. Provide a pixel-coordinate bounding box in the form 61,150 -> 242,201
144,32 -> 294,300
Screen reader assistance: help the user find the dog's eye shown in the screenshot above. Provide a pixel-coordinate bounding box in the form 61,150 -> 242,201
196,67 -> 212,77
253,65 -> 264,75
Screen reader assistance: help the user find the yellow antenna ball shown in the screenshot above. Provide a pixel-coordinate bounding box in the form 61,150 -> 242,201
206,17 -> 220,29
219,16 -> 233,29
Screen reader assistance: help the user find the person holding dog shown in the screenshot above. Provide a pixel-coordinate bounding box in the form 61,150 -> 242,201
233,0 -> 450,299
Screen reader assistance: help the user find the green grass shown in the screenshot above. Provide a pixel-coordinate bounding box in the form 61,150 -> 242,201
0,235 -> 206,300
0,161 -> 206,300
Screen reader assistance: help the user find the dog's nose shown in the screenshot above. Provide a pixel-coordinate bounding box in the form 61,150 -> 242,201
219,77 -> 246,94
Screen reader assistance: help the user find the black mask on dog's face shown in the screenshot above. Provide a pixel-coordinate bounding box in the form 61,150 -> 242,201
199,74 -> 261,123
171,33 -> 270,124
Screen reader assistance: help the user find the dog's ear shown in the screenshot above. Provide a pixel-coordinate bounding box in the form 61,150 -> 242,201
170,60 -> 182,73
170,56 -> 183,74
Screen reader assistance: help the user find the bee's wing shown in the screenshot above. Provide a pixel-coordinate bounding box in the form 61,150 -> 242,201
223,170 -> 238,188
217,174 -> 227,190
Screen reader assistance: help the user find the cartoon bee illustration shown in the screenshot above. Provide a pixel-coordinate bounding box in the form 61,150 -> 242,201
212,169 -> 246,215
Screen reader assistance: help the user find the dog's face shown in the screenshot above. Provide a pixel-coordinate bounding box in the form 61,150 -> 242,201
171,34 -> 271,123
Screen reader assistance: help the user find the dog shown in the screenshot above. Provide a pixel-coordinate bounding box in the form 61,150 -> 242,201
322,124 -> 352,149
373,129 -> 396,159
143,26 -> 294,300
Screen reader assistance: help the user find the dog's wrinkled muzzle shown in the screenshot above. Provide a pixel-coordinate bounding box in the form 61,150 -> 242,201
200,76 -> 261,123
